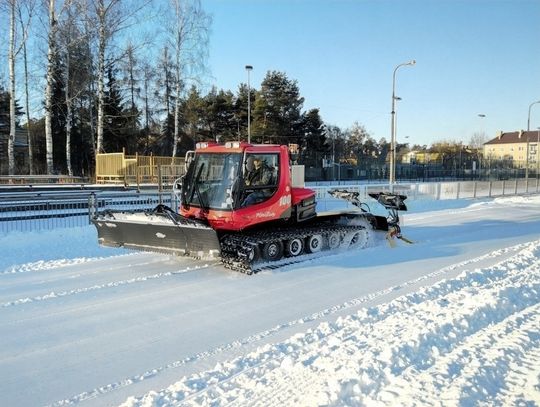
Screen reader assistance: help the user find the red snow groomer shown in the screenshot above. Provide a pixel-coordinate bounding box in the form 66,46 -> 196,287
92,142 -> 409,273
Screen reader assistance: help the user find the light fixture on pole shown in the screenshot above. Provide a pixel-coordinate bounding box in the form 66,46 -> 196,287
389,60 -> 416,184
537,127 -> 540,184
245,65 -> 253,143
526,100 -> 540,181
477,114 -> 486,178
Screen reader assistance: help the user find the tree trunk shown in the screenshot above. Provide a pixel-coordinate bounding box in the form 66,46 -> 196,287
84,13 -> 96,161
65,49 -> 73,176
163,47 -> 171,117
96,0 -> 106,153
173,74 -> 181,157
22,30 -> 33,175
45,0 -> 56,174
172,0 -> 181,158
8,0 -> 16,175
143,64 -> 150,152
127,45 -> 136,150
144,68 -> 149,130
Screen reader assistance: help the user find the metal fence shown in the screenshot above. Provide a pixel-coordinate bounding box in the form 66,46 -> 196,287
0,190 -> 175,234
311,178 -> 539,200
307,159 -> 540,184
0,179 -> 538,234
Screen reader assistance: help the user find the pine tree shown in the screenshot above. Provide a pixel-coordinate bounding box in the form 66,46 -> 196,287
201,87 -> 236,141
234,83 -> 249,140
50,55 -> 67,174
299,108 -> 327,167
0,87 -> 23,126
0,87 -> 23,174
253,71 -> 305,145
102,66 -> 134,153
154,47 -> 176,154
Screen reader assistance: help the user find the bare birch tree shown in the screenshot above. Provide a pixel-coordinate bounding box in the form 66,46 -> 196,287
167,0 -> 210,157
8,0 -> 16,174
94,0 -> 108,153
6,0 -> 36,175
61,1 -> 75,175
44,0 -> 58,174
122,42 -> 137,111
59,0 -> 89,176
140,60 -> 156,152
159,46 -> 173,120
17,1 -> 36,174
121,42 -> 141,145
141,62 -> 154,131
91,0 -> 152,153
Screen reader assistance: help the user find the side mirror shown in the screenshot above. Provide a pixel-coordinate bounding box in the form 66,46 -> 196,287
173,177 -> 183,199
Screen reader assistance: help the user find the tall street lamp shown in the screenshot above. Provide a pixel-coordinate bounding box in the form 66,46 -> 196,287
477,114 -> 486,179
526,100 -> 540,181
537,127 -> 540,185
245,65 -> 253,143
390,60 -> 416,184
527,100 -> 540,132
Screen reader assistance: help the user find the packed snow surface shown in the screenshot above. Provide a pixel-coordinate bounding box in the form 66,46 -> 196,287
0,195 -> 539,406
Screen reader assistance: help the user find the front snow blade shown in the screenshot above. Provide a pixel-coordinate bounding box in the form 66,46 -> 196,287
92,206 -> 221,259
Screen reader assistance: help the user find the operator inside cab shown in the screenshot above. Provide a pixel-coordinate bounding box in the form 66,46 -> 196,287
242,154 -> 276,206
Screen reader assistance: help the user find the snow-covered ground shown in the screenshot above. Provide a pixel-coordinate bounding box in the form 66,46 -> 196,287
1,195 -> 539,406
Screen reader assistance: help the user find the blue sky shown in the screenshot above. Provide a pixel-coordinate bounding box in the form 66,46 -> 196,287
203,0 -> 540,146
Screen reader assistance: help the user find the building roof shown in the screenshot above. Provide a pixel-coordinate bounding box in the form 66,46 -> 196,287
485,130 -> 540,145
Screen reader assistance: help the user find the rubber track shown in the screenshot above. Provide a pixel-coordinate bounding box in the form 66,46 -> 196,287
220,223 -> 369,274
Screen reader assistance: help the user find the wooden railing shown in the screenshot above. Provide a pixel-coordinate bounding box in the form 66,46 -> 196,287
95,152 -> 185,187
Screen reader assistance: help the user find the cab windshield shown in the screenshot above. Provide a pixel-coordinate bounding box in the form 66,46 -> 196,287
185,153 -> 242,210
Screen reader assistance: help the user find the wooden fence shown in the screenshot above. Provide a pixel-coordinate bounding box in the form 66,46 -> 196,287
95,152 -> 185,187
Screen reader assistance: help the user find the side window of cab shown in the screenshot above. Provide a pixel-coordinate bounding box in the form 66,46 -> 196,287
241,153 -> 279,207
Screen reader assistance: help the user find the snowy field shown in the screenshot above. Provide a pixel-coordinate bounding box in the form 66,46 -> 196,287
1,194 -> 539,406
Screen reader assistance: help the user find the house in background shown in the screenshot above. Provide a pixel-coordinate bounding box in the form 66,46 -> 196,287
484,130 -> 540,168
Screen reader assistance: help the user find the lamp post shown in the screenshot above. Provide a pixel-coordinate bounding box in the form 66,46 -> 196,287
477,114 -> 486,180
527,101 -> 540,132
526,100 -> 540,181
389,60 -> 416,184
537,127 -> 540,187
245,65 -> 253,143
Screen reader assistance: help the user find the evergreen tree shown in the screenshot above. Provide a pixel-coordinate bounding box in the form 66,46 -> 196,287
325,125 -> 346,163
137,61 -> 160,153
0,87 -> 24,174
69,49 -> 97,177
157,110 -> 193,157
102,65 -> 135,153
377,137 -> 390,164
233,83 -> 249,140
0,90 -> 10,130
182,86 -> 204,142
253,71 -> 304,144
0,87 -> 23,127
299,108 -> 327,167
158,112 -> 174,155
155,47 -> 176,149
201,87 -> 236,141
26,118 -> 47,174
50,56 -> 67,174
